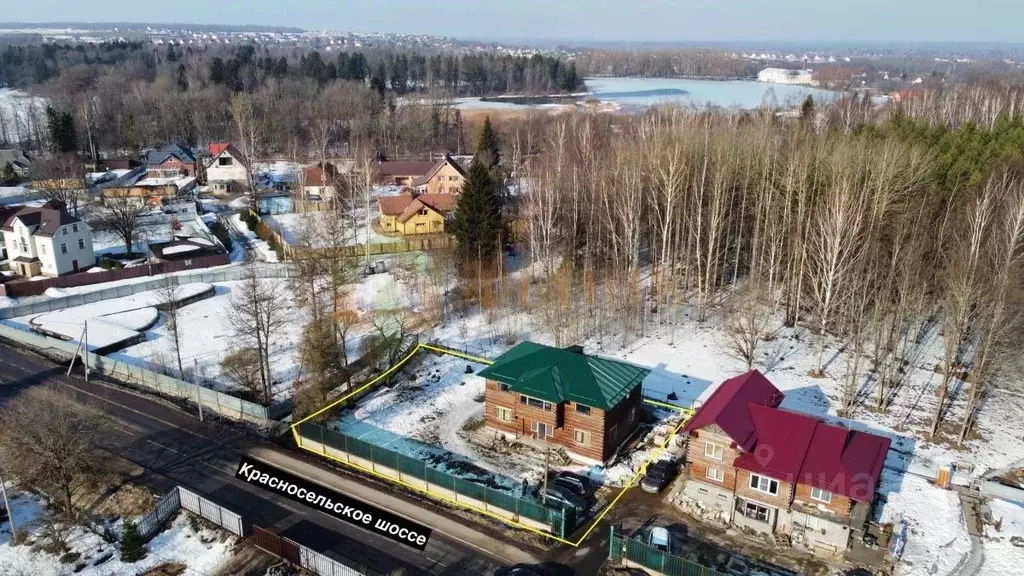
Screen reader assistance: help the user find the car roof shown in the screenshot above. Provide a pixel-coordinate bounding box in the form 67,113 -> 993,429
650,527 -> 669,546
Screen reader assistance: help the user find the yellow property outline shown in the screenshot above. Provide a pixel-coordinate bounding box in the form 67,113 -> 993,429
290,341 -> 693,547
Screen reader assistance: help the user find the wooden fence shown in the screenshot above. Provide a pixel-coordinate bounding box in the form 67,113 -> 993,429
254,526 -> 367,576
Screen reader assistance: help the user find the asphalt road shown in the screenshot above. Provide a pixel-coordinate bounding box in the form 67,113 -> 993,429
0,343 -> 504,576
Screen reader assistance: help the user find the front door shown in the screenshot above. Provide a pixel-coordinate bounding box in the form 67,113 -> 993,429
72,260 -> 79,272
535,422 -> 549,440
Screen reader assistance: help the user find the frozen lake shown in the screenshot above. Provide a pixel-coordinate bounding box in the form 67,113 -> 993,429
454,76 -> 835,112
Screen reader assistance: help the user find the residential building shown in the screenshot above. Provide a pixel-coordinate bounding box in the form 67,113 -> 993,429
102,173 -> 196,206
375,160 -> 435,186
1,206 -> 95,276
410,154 -> 467,195
205,143 -> 250,193
479,342 -> 650,464
301,161 -> 341,199
144,144 -> 198,178
0,149 -> 32,178
677,370 -> 891,556
757,67 -> 817,86
377,192 -> 455,235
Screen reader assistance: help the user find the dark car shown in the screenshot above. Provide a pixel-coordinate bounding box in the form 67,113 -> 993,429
640,459 -> 678,493
551,471 -> 594,498
541,484 -> 588,511
494,562 -> 575,576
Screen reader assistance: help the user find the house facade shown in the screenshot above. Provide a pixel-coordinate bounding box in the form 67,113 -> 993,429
410,155 -> 467,195
678,371 -> 891,556
1,206 -> 95,277
302,161 -> 340,199
375,160 -> 435,186
378,192 -> 454,235
479,342 -> 649,464
205,144 -> 249,193
144,144 -> 198,178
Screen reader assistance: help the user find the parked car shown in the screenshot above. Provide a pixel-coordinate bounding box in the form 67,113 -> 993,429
541,483 -> 588,511
640,459 -> 678,493
646,526 -> 685,555
550,471 -> 594,498
494,562 -> 575,576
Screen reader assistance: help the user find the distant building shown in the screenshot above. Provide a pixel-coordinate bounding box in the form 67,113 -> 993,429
1,206 -> 95,276
377,192 -> 454,235
301,161 -> 341,199
410,154 -> 467,195
205,144 -> 249,193
757,68 -> 817,86
0,149 -> 32,178
375,160 -> 436,187
144,144 -> 198,178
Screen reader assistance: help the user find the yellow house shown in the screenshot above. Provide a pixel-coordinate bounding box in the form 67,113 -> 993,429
378,193 -> 455,235
411,154 -> 467,195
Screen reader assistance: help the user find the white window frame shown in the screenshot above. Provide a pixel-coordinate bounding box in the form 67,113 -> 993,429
72,223 -> 78,233
743,502 -> 772,523
77,238 -> 85,250
749,474 -> 779,495
495,406 -> 512,422
810,487 -> 832,504
574,429 -> 590,445
704,442 -> 724,460
706,466 -> 724,482
60,243 -> 67,255
531,420 -> 551,439
575,403 -> 591,415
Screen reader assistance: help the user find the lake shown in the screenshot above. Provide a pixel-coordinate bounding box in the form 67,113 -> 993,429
455,76 -> 835,112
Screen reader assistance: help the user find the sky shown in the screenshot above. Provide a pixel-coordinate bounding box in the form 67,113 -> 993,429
4,0 -> 1023,44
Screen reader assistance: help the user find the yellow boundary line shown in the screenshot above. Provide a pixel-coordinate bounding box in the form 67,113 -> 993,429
289,341 -> 693,547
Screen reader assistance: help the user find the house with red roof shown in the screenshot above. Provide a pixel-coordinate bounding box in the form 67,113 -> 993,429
679,370 -> 891,556
204,143 -> 249,193
378,192 -> 456,236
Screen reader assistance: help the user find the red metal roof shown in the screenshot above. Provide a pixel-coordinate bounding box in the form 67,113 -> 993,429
684,370 -> 892,503
681,370 -> 783,452
209,143 -> 230,156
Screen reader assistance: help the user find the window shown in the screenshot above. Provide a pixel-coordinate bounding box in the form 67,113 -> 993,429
698,487 -> 709,494
60,243 -> 67,255
495,406 -> 512,422
810,487 -> 832,504
704,442 -> 724,460
575,403 -> 591,415
418,208 -> 428,216
532,421 -> 551,439
77,239 -> 85,250
706,466 -> 724,482
742,502 -> 772,523
574,429 -> 590,445
716,493 -> 729,501
62,228 -> 67,236
72,224 -> 79,233
519,395 -> 552,410
218,157 -> 232,166
749,474 -> 779,495
449,175 -> 458,182
499,382 -> 510,392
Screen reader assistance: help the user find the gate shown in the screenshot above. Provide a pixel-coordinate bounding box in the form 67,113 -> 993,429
253,525 -> 301,565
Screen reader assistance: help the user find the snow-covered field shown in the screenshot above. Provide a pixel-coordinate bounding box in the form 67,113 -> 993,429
265,206 -> 403,249
0,489 -> 235,576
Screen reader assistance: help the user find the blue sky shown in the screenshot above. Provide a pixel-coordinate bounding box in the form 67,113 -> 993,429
5,0 -> 1022,43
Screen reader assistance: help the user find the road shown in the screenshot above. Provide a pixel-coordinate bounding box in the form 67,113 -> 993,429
0,343 -> 503,576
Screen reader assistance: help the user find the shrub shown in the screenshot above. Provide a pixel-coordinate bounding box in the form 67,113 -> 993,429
120,521 -> 147,563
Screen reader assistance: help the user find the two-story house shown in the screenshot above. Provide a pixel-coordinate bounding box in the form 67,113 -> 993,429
301,161 -> 341,200
144,144 -> 198,178
678,370 -> 891,556
375,160 -> 436,187
479,342 -> 650,464
1,206 -> 95,277
410,155 -> 467,195
205,143 -> 250,193
377,192 -> 455,235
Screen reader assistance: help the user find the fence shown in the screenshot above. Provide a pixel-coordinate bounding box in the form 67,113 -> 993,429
0,323 -> 280,427
0,252 -> 232,298
609,526 -> 728,576
0,263 -> 297,320
254,526 -> 368,576
136,486 -> 244,540
295,421 -> 570,537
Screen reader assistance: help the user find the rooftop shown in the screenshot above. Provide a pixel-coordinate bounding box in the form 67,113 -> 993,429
478,341 -> 650,411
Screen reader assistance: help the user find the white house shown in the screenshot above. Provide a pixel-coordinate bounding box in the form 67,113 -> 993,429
205,143 -> 250,193
1,206 -> 96,277
757,67 -> 817,86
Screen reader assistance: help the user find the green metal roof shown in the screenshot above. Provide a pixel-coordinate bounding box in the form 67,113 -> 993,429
478,341 -> 649,411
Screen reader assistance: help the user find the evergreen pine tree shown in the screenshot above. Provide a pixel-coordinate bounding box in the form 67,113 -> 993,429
120,521 -> 147,563
801,95 -> 815,124
452,159 -> 501,262
1,162 -> 16,186
476,116 -> 501,169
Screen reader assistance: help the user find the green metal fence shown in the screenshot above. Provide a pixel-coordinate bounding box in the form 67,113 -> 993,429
609,526 -> 729,576
297,421 -> 569,536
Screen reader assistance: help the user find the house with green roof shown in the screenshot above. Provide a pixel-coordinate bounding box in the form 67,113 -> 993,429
479,341 -> 650,464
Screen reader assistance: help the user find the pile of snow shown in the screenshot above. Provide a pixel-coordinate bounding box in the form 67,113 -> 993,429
351,273 -> 410,312
163,244 -> 202,256
982,499 -> 1024,573
0,488 -> 235,575
879,472 -> 970,576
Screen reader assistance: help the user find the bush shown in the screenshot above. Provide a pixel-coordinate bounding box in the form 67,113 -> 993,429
207,221 -> 233,253
120,521 -> 147,563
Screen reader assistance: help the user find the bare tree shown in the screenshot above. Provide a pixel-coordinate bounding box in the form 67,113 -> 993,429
157,275 -> 185,380
220,347 -> 264,401
0,388 -> 111,519
100,196 -> 148,256
32,153 -> 85,217
228,263 -> 289,403
722,280 -> 775,371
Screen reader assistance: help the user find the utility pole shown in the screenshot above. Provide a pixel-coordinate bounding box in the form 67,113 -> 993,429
194,359 -> 204,422
0,470 -> 18,541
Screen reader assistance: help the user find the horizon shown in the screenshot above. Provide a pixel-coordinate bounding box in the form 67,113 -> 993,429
2,0 -> 1022,44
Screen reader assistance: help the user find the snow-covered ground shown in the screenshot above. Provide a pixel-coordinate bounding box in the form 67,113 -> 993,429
230,213 -> 279,262
981,499 -> 1024,574
5,283 -> 212,351
265,206 -> 403,248
0,488 -> 235,576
